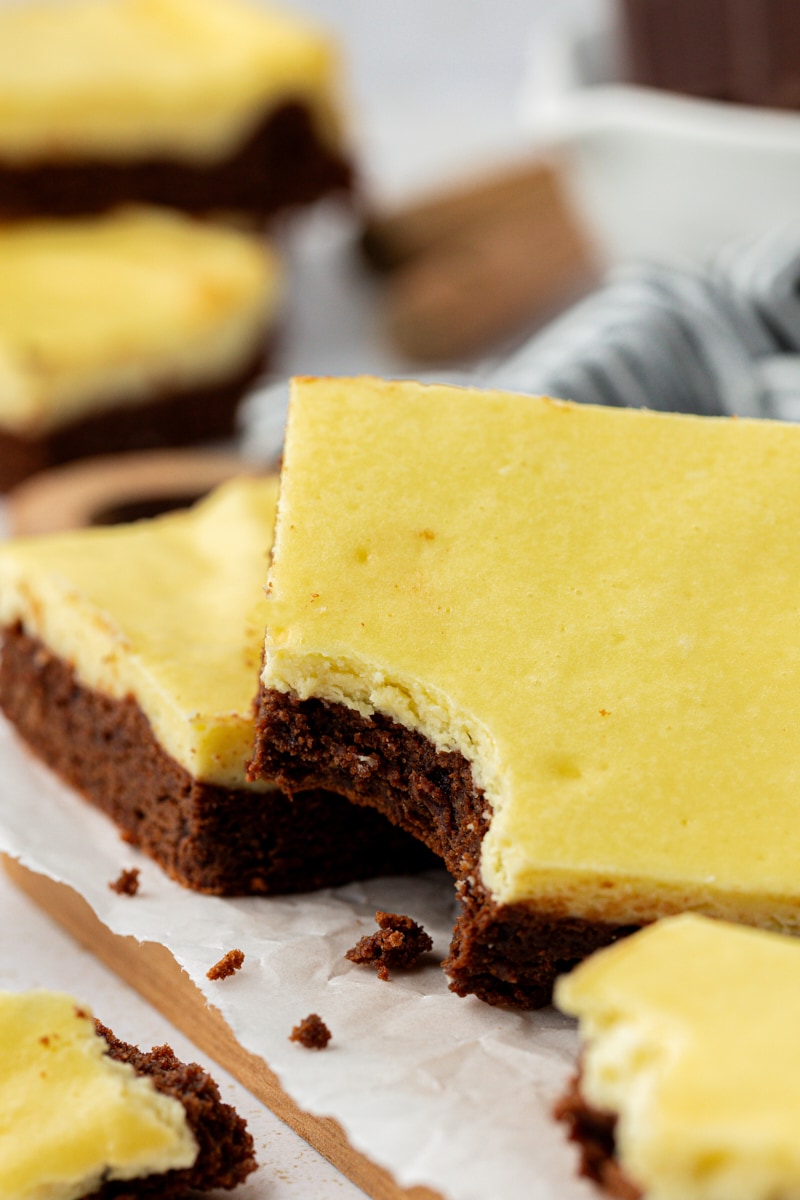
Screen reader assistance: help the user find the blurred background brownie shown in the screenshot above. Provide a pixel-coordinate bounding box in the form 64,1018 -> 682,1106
0,208 -> 281,490
0,0 -> 353,221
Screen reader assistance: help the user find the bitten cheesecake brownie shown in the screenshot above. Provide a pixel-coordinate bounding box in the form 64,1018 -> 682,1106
0,475 -> 431,892
555,915 -> 800,1200
252,376 -> 800,1007
0,0 -> 351,221
0,208 -> 279,490
0,989 -> 255,1198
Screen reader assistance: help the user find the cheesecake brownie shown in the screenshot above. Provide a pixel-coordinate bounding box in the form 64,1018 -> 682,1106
251,376 -> 800,1006
0,209 -> 280,490
0,0 -> 351,222
0,988 -> 255,1197
0,476 -> 432,893
555,914 -> 800,1200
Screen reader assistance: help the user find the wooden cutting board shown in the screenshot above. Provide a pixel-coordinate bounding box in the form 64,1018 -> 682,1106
3,855 -> 441,1200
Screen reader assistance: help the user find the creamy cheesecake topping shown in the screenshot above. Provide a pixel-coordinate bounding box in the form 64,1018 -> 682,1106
263,376 -> 800,926
0,989 -> 196,1200
0,208 -> 280,434
557,915 -> 800,1200
0,476 -> 279,787
0,0 -> 344,164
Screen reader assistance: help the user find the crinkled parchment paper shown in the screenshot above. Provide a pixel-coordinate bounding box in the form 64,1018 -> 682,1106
0,717 -> 591,1200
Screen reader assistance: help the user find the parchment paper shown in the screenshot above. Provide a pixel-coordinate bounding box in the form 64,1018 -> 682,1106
0,717 -> 592,1200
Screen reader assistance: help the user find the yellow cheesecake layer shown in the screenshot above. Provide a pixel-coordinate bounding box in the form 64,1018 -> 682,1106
0,208 -> 280,435
556,915 -> 800,1200
0,990 -> 196,1200
263,376 -> 800,927
0,0 -> 344,164
0,475 -> 278,788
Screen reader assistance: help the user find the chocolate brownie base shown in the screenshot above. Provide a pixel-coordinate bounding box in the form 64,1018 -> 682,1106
553,1073 -> 642,1200
0,103 -> 352,221
90,1022 -> 256,1197
0,626 -> 435,893
445,884 -> 638,1010
0,343 -> 268,493
250,689 -> 637,1008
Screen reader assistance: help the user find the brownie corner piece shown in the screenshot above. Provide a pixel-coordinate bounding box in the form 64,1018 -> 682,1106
94,1021 -> 257,1196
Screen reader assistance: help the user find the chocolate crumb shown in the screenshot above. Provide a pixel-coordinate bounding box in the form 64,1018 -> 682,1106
207,948 -> 245,981
345,910 -> 433,981
290,1013 -> 331,1049
108,867 -> 140,896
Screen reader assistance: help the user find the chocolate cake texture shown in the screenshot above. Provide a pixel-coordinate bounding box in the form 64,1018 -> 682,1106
90,1022 -> 257,1197
345,910 -> 433,981
0,104 -> 351,223
289,1013 -> 331,1050
207,950 -> 245,981
0,342 -> 267,494
0,625 -> 435,894
251,689 -> 635,1008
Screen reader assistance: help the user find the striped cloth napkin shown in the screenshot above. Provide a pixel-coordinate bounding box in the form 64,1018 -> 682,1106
483,228 -> 800,422
239,228 -> 800,464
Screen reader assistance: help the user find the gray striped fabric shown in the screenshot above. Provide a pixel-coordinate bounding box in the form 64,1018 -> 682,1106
239,229 -> 800,464
483,229 -> 800,422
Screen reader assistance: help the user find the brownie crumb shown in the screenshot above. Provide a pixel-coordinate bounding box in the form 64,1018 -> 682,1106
345,910 -> 433,981
207,949 -> 245,981
108,867 -> 140,896
290,1013 -> 331,1050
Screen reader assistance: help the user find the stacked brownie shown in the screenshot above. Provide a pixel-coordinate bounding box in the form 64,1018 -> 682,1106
0,209 -> 281,490
0,0 -> 353,488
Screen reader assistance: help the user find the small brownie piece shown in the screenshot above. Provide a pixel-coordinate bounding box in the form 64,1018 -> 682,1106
555,915 -> 800,1200
289,1014 -> 331,1050
0,989 -> 254,1198
346,911 -> 433,982
93,1022 -> 257,1197
207,949 -> 245,981
109,867 -> 140,896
